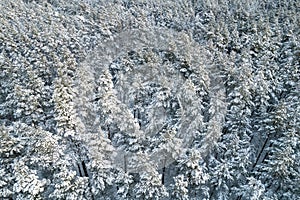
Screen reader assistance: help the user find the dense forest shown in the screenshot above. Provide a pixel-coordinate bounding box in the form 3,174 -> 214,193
0,0 -> 299,199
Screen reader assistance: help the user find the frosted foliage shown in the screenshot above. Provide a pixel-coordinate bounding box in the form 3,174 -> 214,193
0,126 -> 17,199
177,149 -> 209,190
0,123 -> 79,199
115,171 -> 134,199
85,133 -> 115,166
134,172 -> 168,200
53,65 -> 83,137
80,27 -> 226,172
80,130 -> 116,198
234,177 -> 265,200
171,175 -> 189,200
132,152 -> 168,199
152,128 -> 183,169
13,161 -> 46,200
50,165 -> 88,200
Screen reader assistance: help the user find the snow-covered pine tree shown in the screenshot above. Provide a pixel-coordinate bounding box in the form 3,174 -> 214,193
93,68 -> 142,153
0,122 -> 89,199
52,52 -> 91,198
208,50 -> 254,200
172,148 -> 209,199
170,174 -> 189,200
132,151 -> 169,200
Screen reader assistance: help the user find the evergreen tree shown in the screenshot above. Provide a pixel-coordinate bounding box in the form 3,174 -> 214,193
132,152 -> 169,200
0,123 -> 88,199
